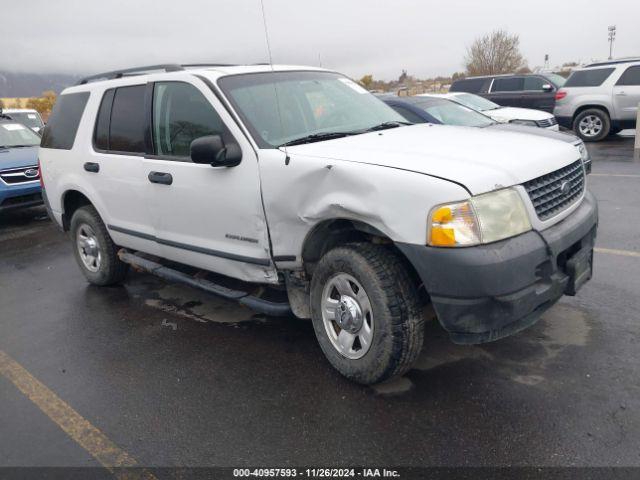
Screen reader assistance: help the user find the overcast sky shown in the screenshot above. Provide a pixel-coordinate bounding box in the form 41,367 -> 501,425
3,0 -> 639,80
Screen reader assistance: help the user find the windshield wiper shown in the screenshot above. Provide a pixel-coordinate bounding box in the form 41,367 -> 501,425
279,131 -> 358,147
8,145 -> 35,148
365,121 -> 412,131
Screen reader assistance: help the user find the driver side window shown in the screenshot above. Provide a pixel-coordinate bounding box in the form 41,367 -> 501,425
152,82 -> 224,158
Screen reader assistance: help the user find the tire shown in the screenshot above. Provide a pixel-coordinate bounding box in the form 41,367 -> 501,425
310,243 -> 425,385
573,108 -> 610,142
70,205 -> 128,286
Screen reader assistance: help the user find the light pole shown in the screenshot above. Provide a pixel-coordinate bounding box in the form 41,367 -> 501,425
608,25 -> 616,60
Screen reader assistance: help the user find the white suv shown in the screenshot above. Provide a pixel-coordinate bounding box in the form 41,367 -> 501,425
554,58 -> 640,141
40,64 -> 598,384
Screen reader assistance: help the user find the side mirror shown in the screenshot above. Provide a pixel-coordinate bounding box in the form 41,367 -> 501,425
542,83 -> 554,92
190,135 -> 242,167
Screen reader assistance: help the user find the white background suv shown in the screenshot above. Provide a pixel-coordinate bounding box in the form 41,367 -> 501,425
554,58 -> 640,141
39,64 -> 598,384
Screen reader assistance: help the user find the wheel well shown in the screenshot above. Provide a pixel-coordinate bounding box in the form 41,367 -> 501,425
573,104 -> 611,122
300,219 -> 426,301
61,190 -> 92,231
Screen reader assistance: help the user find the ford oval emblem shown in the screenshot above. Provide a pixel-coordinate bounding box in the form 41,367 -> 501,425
559,180 -> 571,195
24,168 -> 39,178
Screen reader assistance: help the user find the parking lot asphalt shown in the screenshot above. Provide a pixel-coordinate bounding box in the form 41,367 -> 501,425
1,134 -> 639,473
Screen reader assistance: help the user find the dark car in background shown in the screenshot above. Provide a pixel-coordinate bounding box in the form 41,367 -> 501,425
449,73 -> 567,113
381,95 -> 591,173
0,117 -> 43,213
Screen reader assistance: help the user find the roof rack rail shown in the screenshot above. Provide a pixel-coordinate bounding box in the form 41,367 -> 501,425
181,63 -> 238,68
76,64 -> 184,85
585,57 -> 640,67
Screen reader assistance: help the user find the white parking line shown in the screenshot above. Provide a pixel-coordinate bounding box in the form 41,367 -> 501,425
595,247 -> 640,258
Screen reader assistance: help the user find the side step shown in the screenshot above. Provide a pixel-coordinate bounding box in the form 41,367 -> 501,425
118,250 -> 292,317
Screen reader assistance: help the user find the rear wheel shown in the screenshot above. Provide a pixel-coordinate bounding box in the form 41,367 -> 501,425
310,243 -> 425,385
70,205 -> 128,286
573,108 -> 610,142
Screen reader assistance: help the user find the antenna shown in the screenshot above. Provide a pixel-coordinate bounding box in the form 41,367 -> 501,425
608,25 -> 616,60
259,0 -> 288,160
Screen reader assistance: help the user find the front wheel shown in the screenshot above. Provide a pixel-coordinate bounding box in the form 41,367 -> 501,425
310,243 -> 425,385
573,108 -> 610,142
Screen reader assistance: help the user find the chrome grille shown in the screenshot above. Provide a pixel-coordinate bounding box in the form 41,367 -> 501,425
536,117 -> 558,128
523,160 -> 585,220
0,165 -> 40,185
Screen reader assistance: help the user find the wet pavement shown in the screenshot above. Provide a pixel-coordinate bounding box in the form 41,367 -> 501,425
0,134 -> 639,472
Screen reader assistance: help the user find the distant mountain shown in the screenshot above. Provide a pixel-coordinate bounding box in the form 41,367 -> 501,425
0,72 -> 81,97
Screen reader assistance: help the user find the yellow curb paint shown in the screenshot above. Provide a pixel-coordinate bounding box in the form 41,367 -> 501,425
0,350 -> 156,479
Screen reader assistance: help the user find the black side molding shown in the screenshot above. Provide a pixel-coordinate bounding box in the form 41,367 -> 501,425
107,224 -> 272,266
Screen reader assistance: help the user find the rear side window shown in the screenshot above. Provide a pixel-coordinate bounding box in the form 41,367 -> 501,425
109,85 -> 147,153
491,77 -> 524,92
565,68 -> 615,87
616,66 -> 640,86
41,92 -> 90,149
449,78 -> 486,93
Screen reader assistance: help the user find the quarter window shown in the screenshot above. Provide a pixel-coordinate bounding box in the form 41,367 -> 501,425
152,82 -> 224,158
565,68 -> 615,87
616,66 -> 640,86
41,92 -> 90,150
491,77 -> 524,92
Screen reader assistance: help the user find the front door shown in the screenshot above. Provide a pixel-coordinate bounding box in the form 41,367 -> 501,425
613,66 -> 640,125
143,79 -> 277,284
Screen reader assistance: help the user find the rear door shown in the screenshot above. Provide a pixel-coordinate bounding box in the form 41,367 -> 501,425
486,76 -> 524,107
613,65 -> 640,125
143,78 -> 277,284
89,84 -> 161,256
520,76 -> 556,112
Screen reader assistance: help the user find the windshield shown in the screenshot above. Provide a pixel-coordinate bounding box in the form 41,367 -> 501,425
545,73 -> 567,88
450,93 -> 500,112
218,71 -> 407,148
0,122 -> 41,148
415,99 -> 494,127
5,112 -> 44,129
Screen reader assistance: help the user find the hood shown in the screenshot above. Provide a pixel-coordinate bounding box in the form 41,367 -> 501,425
486,106 -> 553,122
0,146 -> 39,170
284,124 -> 580,195
489,123 -> 580,144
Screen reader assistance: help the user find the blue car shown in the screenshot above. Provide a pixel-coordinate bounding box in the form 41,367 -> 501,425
0,116 -> 43,212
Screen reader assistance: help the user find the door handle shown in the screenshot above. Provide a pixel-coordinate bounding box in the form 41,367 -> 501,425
148,171 -> 173,185
83,162 -> 100,173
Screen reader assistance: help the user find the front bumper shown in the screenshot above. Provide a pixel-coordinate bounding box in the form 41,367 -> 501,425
397,191 -> 598,344
0,182 -> 43,212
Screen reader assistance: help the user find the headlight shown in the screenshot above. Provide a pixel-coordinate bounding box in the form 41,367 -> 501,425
428,188 -> 532,247
576,141 -> 589,162
509,119 -> 538,127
